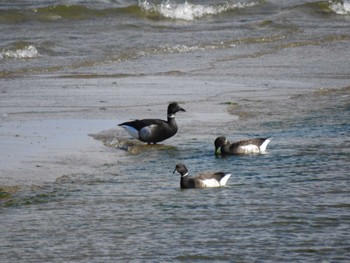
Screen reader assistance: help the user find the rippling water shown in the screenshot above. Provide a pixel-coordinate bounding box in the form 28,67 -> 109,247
2,88 -> 349,261
1,0 -> 350,262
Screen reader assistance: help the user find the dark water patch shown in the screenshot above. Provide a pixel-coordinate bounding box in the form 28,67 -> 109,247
1,185 -> 64,208
313,85 -> 350,96
277,35 -> 350,50
0,4 -> 144,24
296,1 -> 336,15
0,169 -> 122,208
0,186 -> 19,200
0,191 -> 10,199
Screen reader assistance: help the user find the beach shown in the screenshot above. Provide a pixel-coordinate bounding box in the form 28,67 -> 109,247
1,1 -> 350,262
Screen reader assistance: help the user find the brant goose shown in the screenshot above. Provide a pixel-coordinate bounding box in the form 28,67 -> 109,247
119,102 -> 185,144
173,163 -> 231,189
214,136 -> 271,155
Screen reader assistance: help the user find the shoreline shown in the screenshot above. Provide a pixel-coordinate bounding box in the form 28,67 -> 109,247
1,73 -> 348,187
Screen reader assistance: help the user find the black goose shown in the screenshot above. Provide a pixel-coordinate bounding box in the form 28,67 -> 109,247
214,136 -> 272,155
173,163 -> 231,189
119,102 -> 185,144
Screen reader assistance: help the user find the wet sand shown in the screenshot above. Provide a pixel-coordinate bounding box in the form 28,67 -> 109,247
0,74 -> 239,185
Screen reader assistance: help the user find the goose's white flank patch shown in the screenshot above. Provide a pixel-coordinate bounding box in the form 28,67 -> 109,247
140,124 -> 157,140
241,144 -> 260,153
120,125 -> 139,139
201,178 -> 221,188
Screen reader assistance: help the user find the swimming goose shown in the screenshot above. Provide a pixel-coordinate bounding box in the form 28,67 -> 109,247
119,102 -> 185,144
214,136 -> 271,155
173,163 -> 231,189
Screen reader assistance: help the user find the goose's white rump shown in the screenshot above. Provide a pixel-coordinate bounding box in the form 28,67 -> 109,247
200,174 -> 231,188
259,138 -> 271,152
119,124 -> 139,139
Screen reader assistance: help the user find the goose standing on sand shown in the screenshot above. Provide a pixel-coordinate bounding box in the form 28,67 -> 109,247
214,136 -> 271,155
119,102 -> 185,144
173,163 -> 231,189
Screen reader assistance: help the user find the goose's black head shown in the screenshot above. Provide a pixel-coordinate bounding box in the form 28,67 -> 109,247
167,102 -> 186,116
214,136 -> 228,155
173,163 -> 188,176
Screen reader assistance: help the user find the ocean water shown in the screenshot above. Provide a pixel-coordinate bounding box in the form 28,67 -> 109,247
1,0 -> 350,262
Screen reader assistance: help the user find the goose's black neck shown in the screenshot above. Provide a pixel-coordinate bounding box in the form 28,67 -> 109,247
167,114 -> 177,126
180,174 -> 195,188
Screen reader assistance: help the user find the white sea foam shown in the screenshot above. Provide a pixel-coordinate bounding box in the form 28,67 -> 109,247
160,44 -> 207,53
139,0 -> 259,21
330,0 -> 350,15
0,45 -> 40,59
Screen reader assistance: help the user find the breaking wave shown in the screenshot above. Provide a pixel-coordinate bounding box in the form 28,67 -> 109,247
139,0 -> 261,21
0,45 -> 40,59
329,0 -> 350,15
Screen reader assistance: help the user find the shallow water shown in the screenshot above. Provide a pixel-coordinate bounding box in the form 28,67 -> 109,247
2,86 -> 349,262
1,0 -> 350,262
